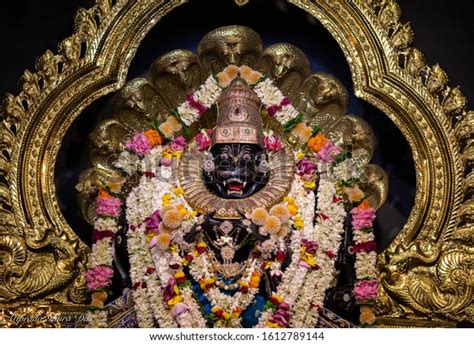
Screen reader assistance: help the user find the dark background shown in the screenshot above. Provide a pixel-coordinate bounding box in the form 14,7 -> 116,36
0,0 -> 473,251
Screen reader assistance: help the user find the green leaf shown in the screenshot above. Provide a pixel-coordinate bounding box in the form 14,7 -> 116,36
283,112 -> 304,132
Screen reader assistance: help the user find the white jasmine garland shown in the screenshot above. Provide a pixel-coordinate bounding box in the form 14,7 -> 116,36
355,251 -> 377,280
290,178 -> 346,327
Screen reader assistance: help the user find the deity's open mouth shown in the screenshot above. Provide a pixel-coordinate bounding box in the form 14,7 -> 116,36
223,178 -> 247,195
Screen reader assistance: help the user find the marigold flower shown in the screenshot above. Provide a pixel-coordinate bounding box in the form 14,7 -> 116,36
177,204 -> 188,217
264,215 -> 281,235
278,224 -> 289,238
144,129 -> 162,147
159,122 -> 174,139
345,185 -> 365,203
270,204 -> 290,223
307,133 -> 327,153
292,122 -> 313,143
159,204 -> 175,218
156,232 -> 171,250
359,305 -> 376,325
166,116 -> 182,132
224,64 -> 239,79
217,71 -> 232,88
250,207 -> 268,226
239,65 -> 253,79
162,209 -> 183,229
248,71 -> 263,85
358,199 -> 371,209
288,204 -> 298,216
98,189 -> 112,199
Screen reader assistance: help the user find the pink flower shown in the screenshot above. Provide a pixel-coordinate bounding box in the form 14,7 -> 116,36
264,134 -> 282,152
170,136 -> 186,151
351,207 -> 376,230
354,280 -> 378,302
196,129 -> 213,151
187,95 -> 207,115
296,158 -> 316,176
145,210 -> 161,232
125,132 -> 151,156
96,197 -> 122,218
317,140 -> 341,163
172,303 -> 190,319
160,156 -> 172,166
353,241 -> 376,253
85,266 -> 114,291
301,239 -> 319,254
163,277 -> 177,302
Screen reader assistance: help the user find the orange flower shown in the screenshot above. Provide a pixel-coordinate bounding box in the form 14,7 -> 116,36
166,116 -> 182,132
98,189 -> 112,199
159,122 -> 174,139
358,199 -> 371,209
224,65 -> 239,80
360,305 -> 376,325
292,122 -> 313,143
307,133 -> 327,153
217,71 -> 232,88
288,204 -> 298,216
144,129 -> 162,147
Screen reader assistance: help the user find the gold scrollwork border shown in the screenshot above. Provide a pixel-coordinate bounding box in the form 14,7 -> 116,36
0,0 -> 472,326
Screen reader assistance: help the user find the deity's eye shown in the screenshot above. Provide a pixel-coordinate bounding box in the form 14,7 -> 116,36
220,153 -> 229,160
242,153 -> 251,161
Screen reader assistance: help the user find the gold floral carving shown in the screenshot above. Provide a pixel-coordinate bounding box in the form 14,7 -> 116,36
0,0 -> 472,326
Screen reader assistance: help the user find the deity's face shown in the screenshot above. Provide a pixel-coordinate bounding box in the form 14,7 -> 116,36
204,143 -> 269,199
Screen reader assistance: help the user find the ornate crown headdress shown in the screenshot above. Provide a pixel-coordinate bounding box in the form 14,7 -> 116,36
212,79 -> 264,147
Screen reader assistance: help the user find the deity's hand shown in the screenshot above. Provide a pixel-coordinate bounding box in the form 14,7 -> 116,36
183,211 -> 216,243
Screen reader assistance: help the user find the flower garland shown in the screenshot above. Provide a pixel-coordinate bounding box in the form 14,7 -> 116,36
85,189 -> 122,327
86,64 -> 379,328
351,199 -> 378,325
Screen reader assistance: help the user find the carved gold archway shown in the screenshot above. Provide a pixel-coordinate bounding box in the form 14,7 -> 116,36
0,0 -> 472,327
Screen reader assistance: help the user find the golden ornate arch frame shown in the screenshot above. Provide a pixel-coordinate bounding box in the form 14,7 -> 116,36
0,0 -> 472,327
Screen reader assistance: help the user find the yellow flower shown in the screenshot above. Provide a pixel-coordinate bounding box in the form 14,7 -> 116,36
270,204 -> 290,223
161,193 -> 172,206
146,231 -> 157,242
189,210 -> 198,218
174,270 -> 185,280
271,293 -> 283,304
250,207 -> 268,226
268,321 -> 283,328
172,150 -> 182,159
296,151 -> 306,160
222,312 -> 231,320
177,204 -> 188,217
156,232 -> 171,250
278,224 -> 289,238
162,209 -> 183,229
303,180 -> 316,190
173,187 -> 184,196
211,306 -> 221,313
300,250 -> 316,267
288,204 -> 298,216
168,295 -> 183,306
264,215 -> 281,235
283,196 -> 295,204
293,215 -> 304,230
